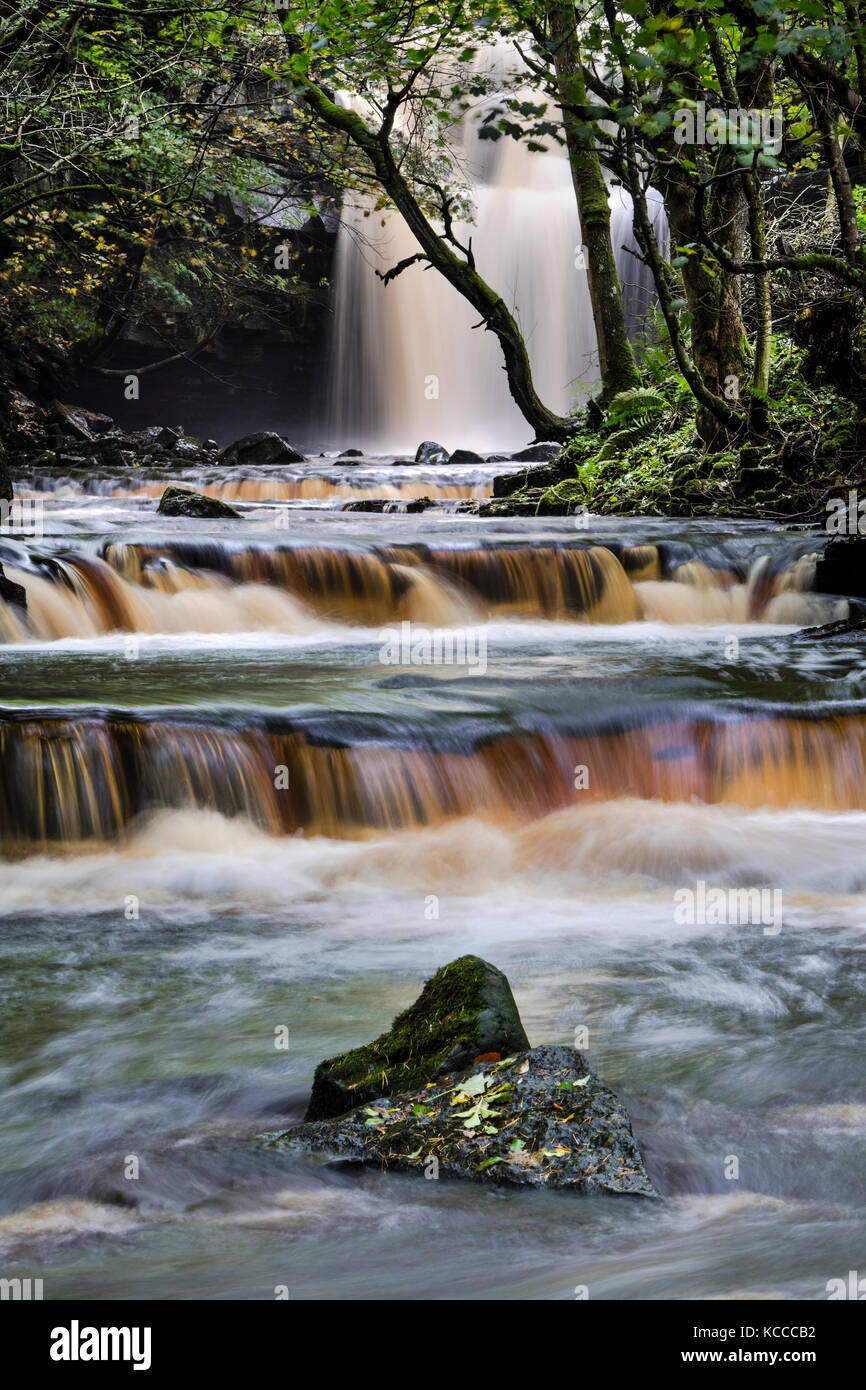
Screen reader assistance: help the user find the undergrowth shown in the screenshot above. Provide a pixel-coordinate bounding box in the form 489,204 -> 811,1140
538,325 -> 864,518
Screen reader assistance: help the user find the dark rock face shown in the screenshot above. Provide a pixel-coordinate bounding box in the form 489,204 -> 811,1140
512,442 -> 564,462
449,448 -> 483,463
267,1045 -> 657,1197
306,956 -> 530,1122
51,401 -> 114,441
157,486 -> 241,519
414,440 -> 449,465
219,431 -> 304,467
0,561 -> 26,609
815,537 -> 866,598
338,448 -> 364,459
0,446 -> 11,503
156,426 -> 182,448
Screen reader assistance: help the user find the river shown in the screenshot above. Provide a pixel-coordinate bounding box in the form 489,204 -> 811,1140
0,455 -> 863,1300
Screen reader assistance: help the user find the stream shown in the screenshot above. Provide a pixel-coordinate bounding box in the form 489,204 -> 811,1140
0,455 -> 864,1300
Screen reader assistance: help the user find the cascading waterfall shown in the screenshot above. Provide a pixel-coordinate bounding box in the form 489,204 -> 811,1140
0,538 -> 839,641
3,708 -> 866,851
326,52 -> 668,453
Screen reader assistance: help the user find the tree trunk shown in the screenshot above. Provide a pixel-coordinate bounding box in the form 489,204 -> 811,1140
659,165 -> 748,446
546,1 -> 640,400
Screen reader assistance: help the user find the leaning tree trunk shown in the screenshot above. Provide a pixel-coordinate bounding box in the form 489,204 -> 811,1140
547,1 -> 640,401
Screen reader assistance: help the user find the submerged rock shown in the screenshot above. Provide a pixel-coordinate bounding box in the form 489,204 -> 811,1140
414,440 -> 449,465
157,486 -> 241,519
342,497 -> 435,514
219,431 -> 304,467
306,955 -> 530,1121
0,561 -> 26,609
267,1045 -> 657,1197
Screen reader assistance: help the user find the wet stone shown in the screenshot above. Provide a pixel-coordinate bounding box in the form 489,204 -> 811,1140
264,1045 -> 658,1197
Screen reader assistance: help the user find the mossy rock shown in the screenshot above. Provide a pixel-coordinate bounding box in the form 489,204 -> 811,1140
267,1045 -> 658,1197
306,955 -> 530,1121
157,486 -> 241,520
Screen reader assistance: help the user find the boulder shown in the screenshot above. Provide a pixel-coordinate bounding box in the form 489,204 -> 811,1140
0,561 -> 26,610
448,448 -> 483,463
266,1044 -> 657,1197
157,486 -> 241,520
219,431 -> 304,467
92,437 -> 128,468
338,448 -> 364,459
414,440 -> 449,465
52,401 -> 114,441
170,438 -> 205,462
156,426 -> 183,449
815,536 -> 866,599
512,442 -> 564,462
305,955 -> 530,1122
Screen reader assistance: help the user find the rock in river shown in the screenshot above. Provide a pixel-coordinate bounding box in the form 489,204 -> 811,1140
414,440 -> 449,465
157,486 -> 241,519
266,1044 -> 657,1196
263,955 -> 657,1197
0,560 -> 26,609
306,955 -> 530,1121
218,431 -> 304,467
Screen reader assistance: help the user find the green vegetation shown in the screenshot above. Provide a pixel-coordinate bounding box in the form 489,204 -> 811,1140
532,323 -> 864,517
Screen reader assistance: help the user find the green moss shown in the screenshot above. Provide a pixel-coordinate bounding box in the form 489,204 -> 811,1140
157,486 -> 241,519
306,955 -> 530,1121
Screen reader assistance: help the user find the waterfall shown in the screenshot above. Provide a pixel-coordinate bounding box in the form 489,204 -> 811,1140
325,63 -> 668,454
4,708 -> 866,851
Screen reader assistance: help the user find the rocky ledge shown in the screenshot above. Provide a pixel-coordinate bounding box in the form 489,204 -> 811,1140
261,955 -> 657,1198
